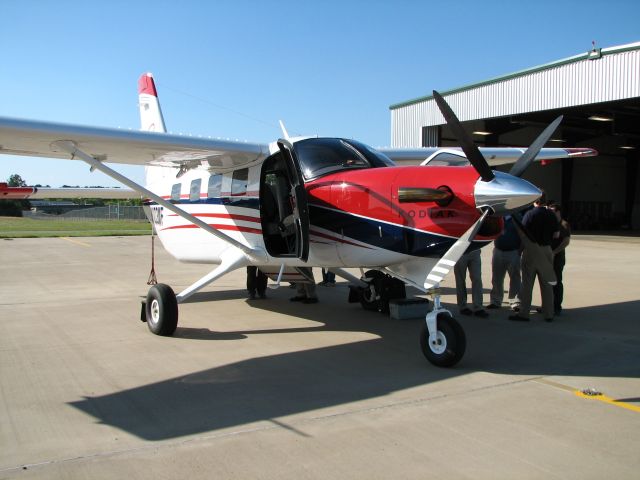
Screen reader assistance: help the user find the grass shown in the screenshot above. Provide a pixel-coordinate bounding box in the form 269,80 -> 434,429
0,216 -> 151,238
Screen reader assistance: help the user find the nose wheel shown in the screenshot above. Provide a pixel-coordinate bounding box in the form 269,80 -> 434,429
420,312 -> 466,367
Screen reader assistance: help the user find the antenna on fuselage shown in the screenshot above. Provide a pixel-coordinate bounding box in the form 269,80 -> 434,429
279,120 -> 290,140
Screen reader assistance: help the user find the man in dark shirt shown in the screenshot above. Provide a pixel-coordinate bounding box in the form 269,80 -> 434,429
509,192 -> 559,322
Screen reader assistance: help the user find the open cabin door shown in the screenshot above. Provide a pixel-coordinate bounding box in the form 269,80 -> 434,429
259,140 -> 310,261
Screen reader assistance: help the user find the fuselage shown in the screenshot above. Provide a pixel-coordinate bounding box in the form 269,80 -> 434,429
145,137 -> 505,268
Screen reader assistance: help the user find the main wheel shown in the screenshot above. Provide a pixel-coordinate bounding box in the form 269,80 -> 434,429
145,283 -> 178,336
359,270 -> 384,311
419,313 -> 466,367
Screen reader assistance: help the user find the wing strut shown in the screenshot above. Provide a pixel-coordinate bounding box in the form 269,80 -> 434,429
53,140 -> 260,258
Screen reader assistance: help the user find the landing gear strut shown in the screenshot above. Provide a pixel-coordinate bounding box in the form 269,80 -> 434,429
420,291 -> 466,367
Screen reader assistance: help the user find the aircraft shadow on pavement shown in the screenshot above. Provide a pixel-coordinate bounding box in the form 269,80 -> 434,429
70,286 -> 640,441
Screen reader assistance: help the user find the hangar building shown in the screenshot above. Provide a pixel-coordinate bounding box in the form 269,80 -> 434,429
389,41 -> 640,231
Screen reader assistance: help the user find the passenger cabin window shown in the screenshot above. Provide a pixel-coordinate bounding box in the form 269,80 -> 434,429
189,179 -> 202,202
231,168 -> 248,196
171,183 -> 181,202
208,174 -> 222,198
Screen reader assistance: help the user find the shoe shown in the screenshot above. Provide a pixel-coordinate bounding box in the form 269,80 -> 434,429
474,309 -> 489,318
487,304 -> 500,310
460,307 -> 473,316
303,297 -> 318,304
511,304 -> 520,312
318,281 -> 327,287
248,292 -> 256,300
535,307 -> 543,313
508,314 -> 530,322
554,306 -> 562,315
327,282 -> 336,287
259,293 -> 267,299
290,296 -> 306,302
545,317 -> 554,323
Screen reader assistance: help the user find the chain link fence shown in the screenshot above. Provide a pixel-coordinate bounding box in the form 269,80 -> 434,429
27,205 -> 149,221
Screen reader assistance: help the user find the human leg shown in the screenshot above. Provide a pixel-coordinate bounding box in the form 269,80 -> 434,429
467,250 -> 484,311
506,249 -> 522,307
490,248 -> 507,306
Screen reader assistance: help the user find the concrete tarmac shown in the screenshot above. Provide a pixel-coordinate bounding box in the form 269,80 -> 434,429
0,235 -> 638,479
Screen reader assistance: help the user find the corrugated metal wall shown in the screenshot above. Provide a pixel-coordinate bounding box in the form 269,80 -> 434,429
391,47 -> 640,147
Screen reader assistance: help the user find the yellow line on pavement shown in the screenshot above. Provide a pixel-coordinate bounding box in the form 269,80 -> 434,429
60,237 -> 91,247
574,391 -> 640,413
535,378 -> 639,413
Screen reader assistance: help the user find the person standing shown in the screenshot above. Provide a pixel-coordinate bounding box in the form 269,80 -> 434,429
549,204 -> 571,314
290,267 -> 319,304
246,266 -> 268,299
454,248 -> 488,317
320,268 -> 336,286
509,192 -> 559,322
488,215 -> 521,311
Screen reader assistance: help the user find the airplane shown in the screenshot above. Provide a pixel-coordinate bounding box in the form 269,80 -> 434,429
0,73 -> 597,367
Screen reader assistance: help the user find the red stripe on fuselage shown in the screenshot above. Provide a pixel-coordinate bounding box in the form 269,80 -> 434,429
167,212 -> 261,223
161,223 -> 262,234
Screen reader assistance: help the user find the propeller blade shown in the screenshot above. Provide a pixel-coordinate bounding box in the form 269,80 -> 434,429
423,209 -> 489,290
432,91 -> 495,182
509,115 -> 563,178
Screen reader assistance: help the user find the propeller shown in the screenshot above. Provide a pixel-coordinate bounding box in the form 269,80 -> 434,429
432,91 -> 495,182
432,91 -> 564,181
509,115 -> 563,177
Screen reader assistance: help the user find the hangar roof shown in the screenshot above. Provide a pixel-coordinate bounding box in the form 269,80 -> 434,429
390,42 -> 640,148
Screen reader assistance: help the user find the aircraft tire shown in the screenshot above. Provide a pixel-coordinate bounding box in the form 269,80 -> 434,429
359,270 -> 385,312
145,283 -> 178,336
419,313 -> 466,367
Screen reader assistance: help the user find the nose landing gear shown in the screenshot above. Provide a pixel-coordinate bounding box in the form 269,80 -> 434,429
420,291 -> 466,367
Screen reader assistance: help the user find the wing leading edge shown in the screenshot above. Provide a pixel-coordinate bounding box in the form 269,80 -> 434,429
380,146 -> 598,166
0,116 -> 269,172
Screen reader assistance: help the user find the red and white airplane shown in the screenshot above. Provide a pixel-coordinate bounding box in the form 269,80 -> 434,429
0,73 -> 596,367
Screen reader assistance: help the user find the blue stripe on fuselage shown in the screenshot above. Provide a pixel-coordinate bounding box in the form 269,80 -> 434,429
309,204 -> 486,257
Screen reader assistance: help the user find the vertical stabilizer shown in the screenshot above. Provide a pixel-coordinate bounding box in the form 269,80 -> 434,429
138,73 -> 167,133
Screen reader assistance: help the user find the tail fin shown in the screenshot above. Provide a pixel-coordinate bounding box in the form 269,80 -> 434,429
138,73 -> 167,133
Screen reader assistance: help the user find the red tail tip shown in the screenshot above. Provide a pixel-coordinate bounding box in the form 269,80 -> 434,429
138,72 -> 158,97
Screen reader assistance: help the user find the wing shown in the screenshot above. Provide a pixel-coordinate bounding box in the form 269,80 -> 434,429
0,184 -> 138,199
379,146 -> 597,167
0,116 -> 270,172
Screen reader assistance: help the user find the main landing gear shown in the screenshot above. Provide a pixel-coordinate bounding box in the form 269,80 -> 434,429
420,291 -> 466,367
352,269 -> 406,314
142,284 -> 178,336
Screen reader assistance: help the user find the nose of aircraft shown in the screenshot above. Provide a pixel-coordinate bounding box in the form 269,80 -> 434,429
474,171 -> 541,214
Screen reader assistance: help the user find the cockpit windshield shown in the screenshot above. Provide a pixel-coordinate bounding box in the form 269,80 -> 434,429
293,138 -> 394,180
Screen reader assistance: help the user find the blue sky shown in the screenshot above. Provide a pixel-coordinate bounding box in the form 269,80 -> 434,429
1,0 -> 639,187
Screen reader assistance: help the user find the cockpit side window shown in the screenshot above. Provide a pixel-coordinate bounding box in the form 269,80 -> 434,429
293,138 -> 370,180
